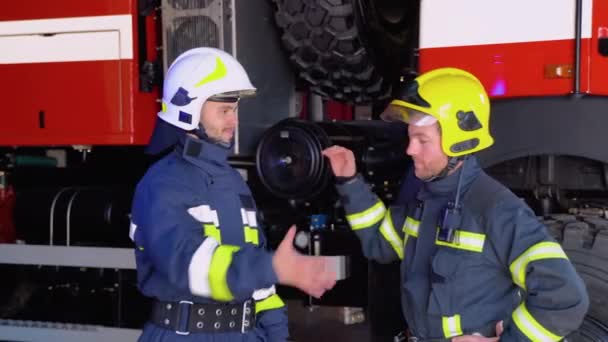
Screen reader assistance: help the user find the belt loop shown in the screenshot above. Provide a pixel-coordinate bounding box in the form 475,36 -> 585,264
176,300 -> 193,335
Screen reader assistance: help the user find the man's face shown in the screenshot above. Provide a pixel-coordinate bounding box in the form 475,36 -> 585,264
406,120 -> 448,181
200,101 -> 239,144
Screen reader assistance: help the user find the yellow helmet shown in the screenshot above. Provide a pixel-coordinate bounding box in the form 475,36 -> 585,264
381,67 -> 494,157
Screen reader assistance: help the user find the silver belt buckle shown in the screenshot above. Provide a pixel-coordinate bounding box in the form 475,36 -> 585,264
175,300 -> 193,335
241,299 -> 253,333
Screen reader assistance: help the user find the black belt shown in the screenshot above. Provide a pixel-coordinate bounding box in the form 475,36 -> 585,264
150,299 -> 255,335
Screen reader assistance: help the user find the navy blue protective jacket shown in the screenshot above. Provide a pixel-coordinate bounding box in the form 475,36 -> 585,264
336,157 -> 589,341
130,135 -> 288,341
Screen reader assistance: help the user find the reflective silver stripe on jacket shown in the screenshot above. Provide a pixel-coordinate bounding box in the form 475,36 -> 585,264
379,209 -> 404,259
512,302 -> 562,341
346,201 -> 386,230
509,241 -> 567,290
435,229 -> 485,253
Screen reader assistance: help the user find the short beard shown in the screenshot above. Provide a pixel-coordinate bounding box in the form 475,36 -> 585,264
418,165 -> 449,182
194,126 -> 234,149
207,135 -> 233,148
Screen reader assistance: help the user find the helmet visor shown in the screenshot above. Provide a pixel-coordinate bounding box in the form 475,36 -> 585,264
208,89 -> 256,103
380,104 -> 437,127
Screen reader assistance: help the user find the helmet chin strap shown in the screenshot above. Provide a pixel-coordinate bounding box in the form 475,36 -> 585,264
423,156 -> 464,182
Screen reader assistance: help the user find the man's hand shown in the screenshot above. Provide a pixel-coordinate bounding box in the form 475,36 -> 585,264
451,321 -> 504,342
272,226 -> 336,298
322,145 -> 356,178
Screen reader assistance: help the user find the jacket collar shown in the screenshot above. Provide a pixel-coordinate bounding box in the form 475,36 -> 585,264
176,134 -> 231,175
418,156 -> 481,200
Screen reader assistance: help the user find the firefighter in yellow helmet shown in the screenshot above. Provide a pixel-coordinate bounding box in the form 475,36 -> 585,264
324,68 -> 588,341
380,67 -> 493,181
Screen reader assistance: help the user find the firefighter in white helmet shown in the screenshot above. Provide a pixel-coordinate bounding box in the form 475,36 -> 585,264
323,68 -> 588,341
131,48 -> 336,341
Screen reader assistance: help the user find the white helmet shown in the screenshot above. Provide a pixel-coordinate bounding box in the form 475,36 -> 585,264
158,47 -> 256,131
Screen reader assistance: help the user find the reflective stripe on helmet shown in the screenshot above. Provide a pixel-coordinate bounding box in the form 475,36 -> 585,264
194,57 -> 227,87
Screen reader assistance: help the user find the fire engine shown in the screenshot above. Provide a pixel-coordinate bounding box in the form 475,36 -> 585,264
0,0 -> 607,341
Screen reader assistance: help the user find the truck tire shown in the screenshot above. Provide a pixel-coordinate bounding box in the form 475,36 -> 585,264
271,0 -> 417,104
543,214 -> 608,340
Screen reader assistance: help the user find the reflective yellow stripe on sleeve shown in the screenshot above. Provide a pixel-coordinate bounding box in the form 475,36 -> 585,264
244,226 -> 259,245
435,229 -> 485,253
209,245 -> 240,301
204,224 -> 222,244
379,210 -> 404,260
442,314 -> 463,338
255,294 -> 285,314
512,302 -> 562,341
346,201 -> 386,230
509,241 -> 568,290
402,216 -> 420,237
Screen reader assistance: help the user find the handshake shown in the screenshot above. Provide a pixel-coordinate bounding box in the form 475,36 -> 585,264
272,226 -> 337,298
270,146 -> 357,298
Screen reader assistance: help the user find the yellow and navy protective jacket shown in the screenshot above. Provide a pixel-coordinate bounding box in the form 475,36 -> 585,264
130,135 -> 287,341
336,157 -> 589,341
